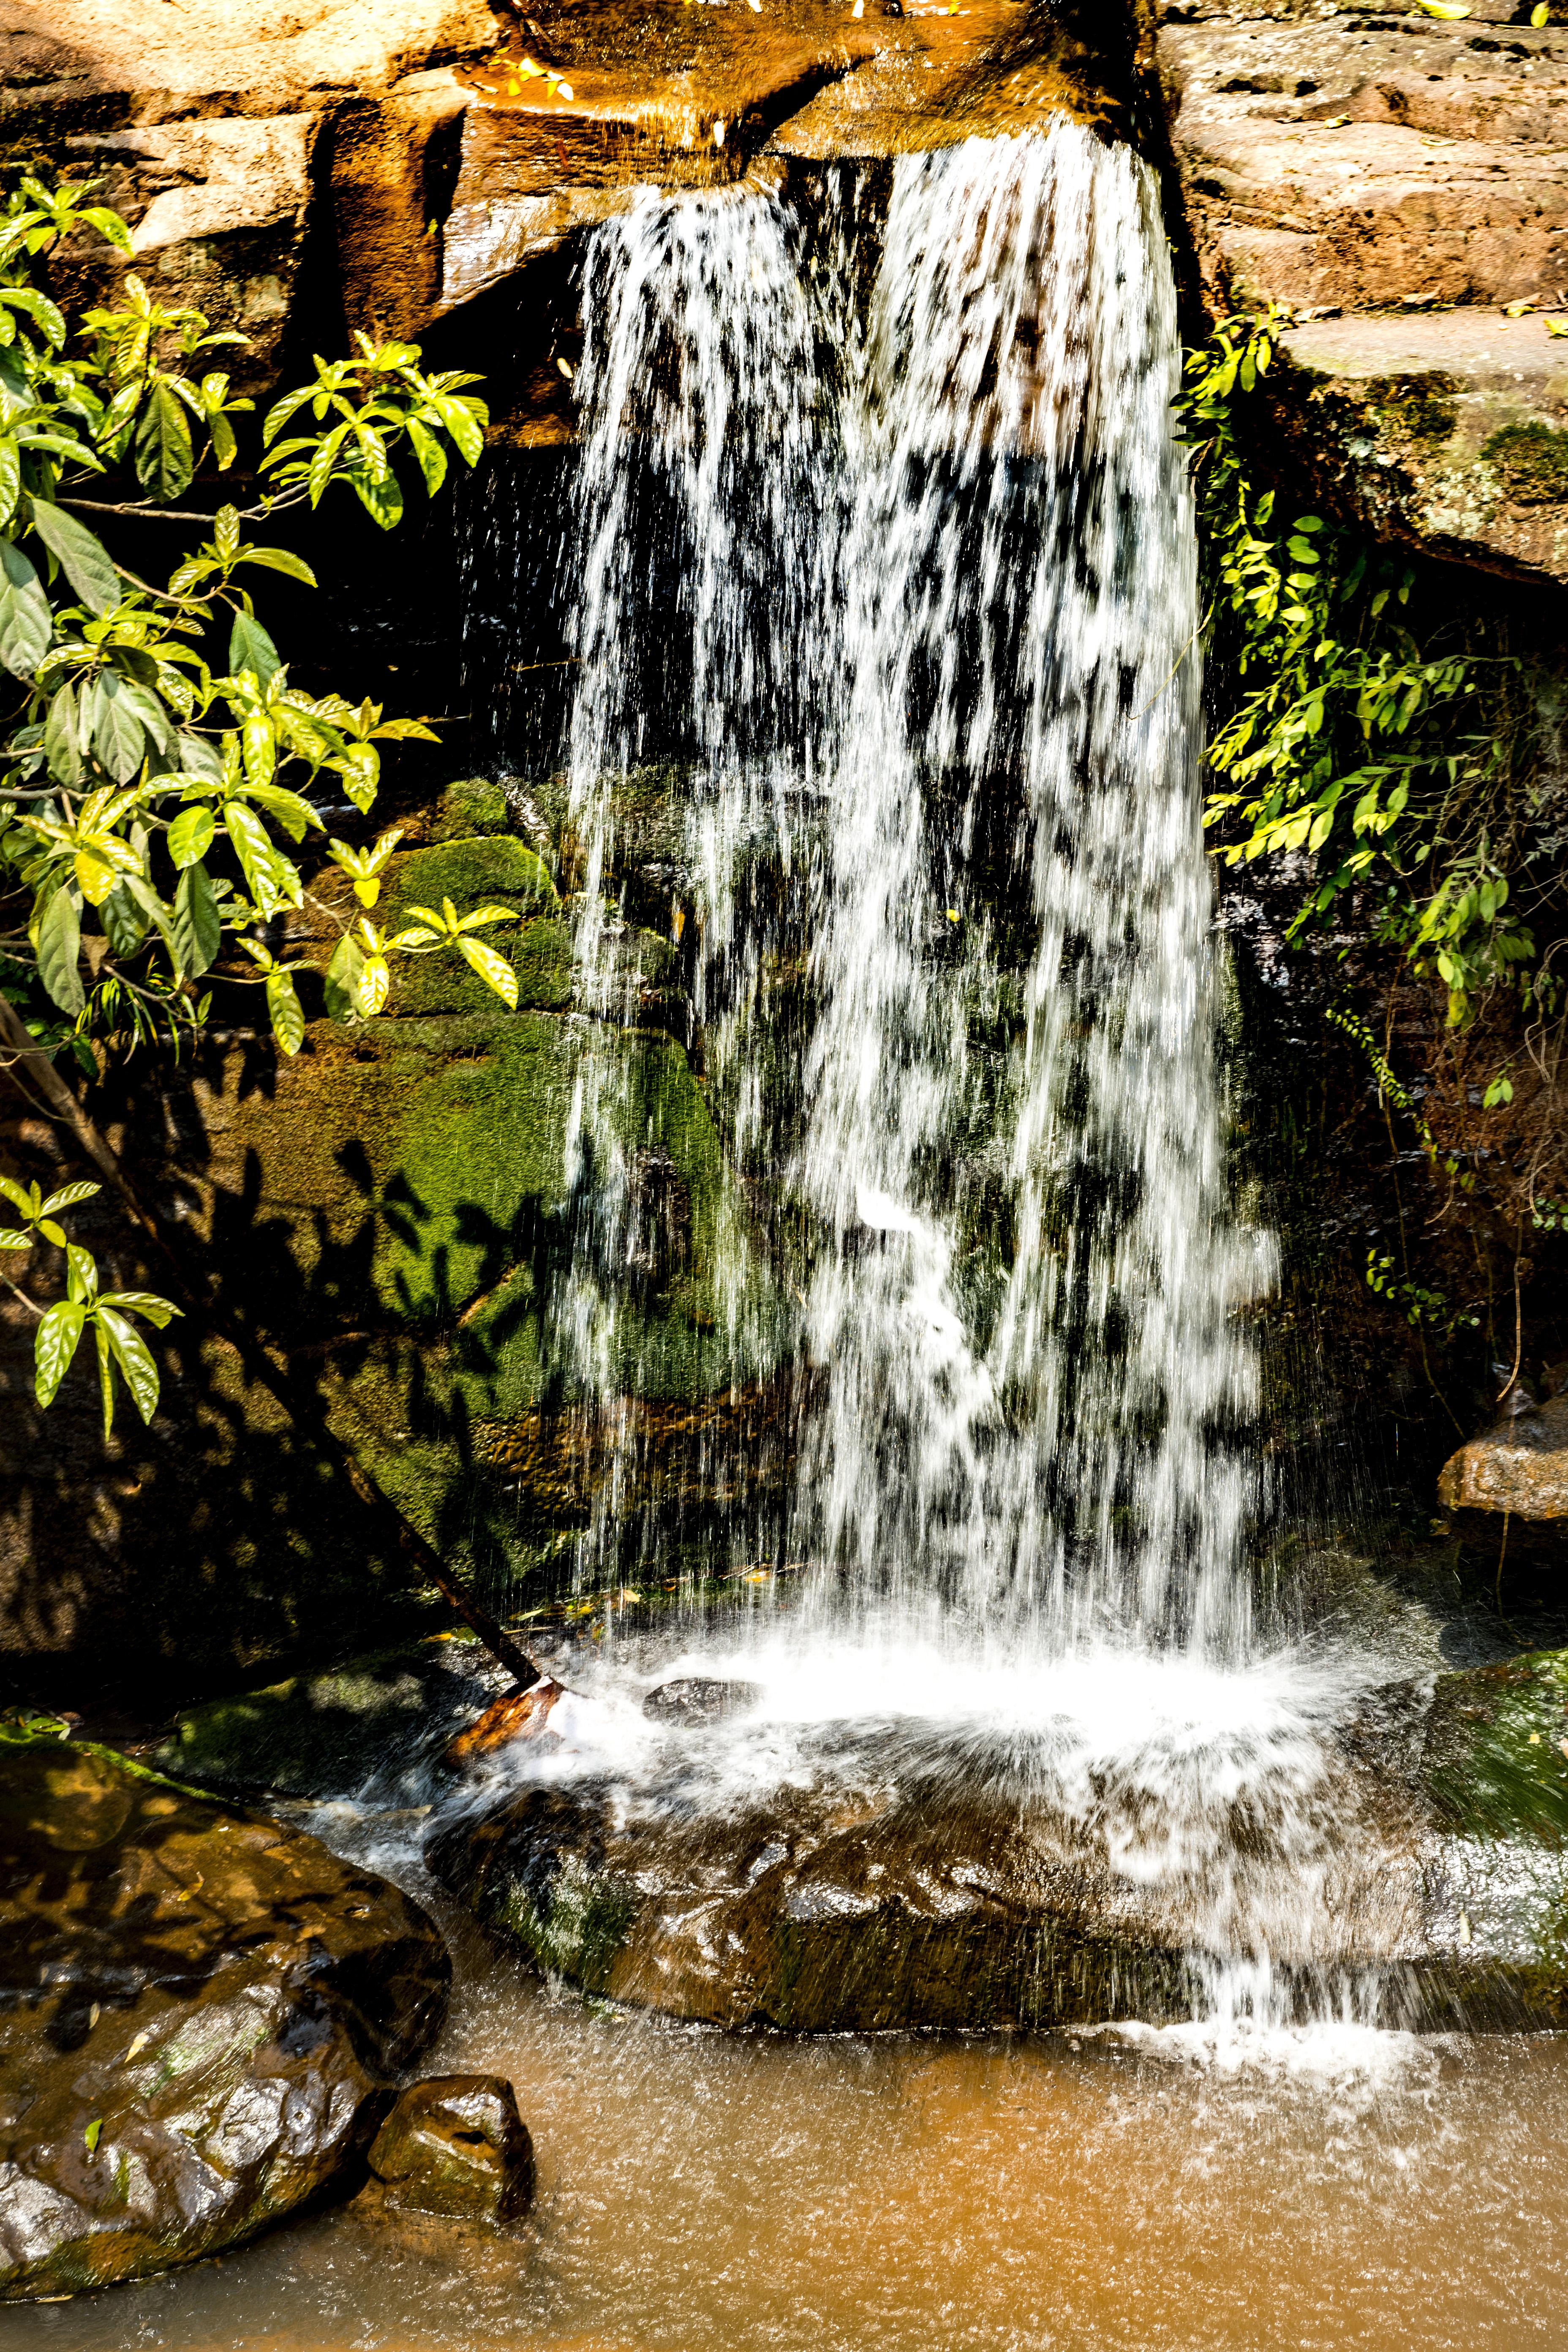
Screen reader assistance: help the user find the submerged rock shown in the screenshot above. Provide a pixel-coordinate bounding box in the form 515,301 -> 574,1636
0,1733 -> 449,2302
363,2075 -> 534,2223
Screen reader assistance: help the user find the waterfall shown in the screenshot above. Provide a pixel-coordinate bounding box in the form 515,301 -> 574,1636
559,124 -> 1272,1662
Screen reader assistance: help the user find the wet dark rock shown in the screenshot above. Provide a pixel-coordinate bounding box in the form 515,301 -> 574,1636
641,1678 -> 764,1726
363,2074 -> 534,2222
426,1751 -> 1202,2033
1412,1649 -> 1568,2023
424,1669 -> 1568,2035
0,1733 -> 449,2302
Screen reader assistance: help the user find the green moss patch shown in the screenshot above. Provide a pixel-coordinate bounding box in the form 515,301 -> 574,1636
381,837 -> 569,1015
1421,1650 -> 1568,1843
1483,422 -> 1568,506
430,776 -> 514,841
1366,372 -> 1460,442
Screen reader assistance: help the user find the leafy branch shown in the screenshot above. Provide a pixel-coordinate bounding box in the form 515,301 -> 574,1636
1179,308 -> 1547,1031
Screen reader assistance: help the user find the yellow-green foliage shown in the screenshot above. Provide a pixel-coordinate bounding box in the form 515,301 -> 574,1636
1181,310 -> 1546,1029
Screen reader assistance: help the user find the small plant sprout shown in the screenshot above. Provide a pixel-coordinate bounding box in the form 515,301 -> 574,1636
391,898 -> 521,1008
326,825 -> 406,908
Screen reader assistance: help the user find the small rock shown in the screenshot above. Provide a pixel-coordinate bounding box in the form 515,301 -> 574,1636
641,1678 -> 763,1726
1437,1392 -> 1568,1524
365,2075 -> 534,2223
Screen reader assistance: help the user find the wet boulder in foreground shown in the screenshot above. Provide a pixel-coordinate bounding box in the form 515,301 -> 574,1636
426,1762 -> 1200,2033
0,1732 -> 449,2303
426,1664 -> 1568,2036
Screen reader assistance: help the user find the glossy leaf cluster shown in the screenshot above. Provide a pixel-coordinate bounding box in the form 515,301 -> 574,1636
1181,309 -> 1541,1029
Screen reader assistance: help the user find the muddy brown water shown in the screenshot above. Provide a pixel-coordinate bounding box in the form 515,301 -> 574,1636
7,1891 -> 1568,2352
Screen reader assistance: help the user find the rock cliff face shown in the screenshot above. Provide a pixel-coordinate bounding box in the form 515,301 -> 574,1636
12,0 -> 1136,422
3,0 -> 1565,1700
1156,0 -> 1568,581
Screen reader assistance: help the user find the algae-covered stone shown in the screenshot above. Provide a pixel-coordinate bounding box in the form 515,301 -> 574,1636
365,2075 -> 534,2222
1412,1650 -> 1568,2023
0,1732 -> 449,2301
429,777 -> 514,842
154,1633 -> 503,1799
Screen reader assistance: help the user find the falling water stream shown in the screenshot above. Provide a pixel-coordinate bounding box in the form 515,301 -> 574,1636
541,124 -> 1400,2040
12,122 -> 1565,2352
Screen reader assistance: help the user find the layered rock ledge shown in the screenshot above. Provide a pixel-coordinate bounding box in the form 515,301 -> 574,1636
1157,0 -> 1568,580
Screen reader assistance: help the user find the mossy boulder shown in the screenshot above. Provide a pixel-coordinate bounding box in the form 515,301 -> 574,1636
1410,1650 -> 1568,2023
428,777 -> 514,842
425,1750 -> 1201,2033
153,1633 -> 504,1800
0,1732 -> 449,2301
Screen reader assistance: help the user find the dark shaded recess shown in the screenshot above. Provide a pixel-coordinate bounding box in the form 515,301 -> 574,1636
1209,531 -> 1568,1611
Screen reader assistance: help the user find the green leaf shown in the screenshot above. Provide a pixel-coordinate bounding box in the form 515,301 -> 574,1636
172,861 -> 221,978
405,414 -> 447,496
94,1317 -> 116,1439
43,681 -> 82,785
323,927 -> 364,1022
65,1241 -> 98,1304
350,468 -> 405,530
428,391 -> 485,467
225,801 -> 300,917
228,609 -> 280,687
239,547 -> 318,587
244,782 -> 322,840
90,672 -> 147,782
337,743 -> 379,814
98,1304 -> 161,1426
84,2118 -> 103,2154
168,805 -> 215,869
265,966 -> 305,1054
134,378 -> 195,501
0,534 -> 52,676
35,1298 -> 84,1407
0,1226 -> 33,1250
39,1181 -> 100,1217
30,501 -> 119,616
99,1287 -> 181,1329
37,885 -> 84,1015
457,934 -> 519,1009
